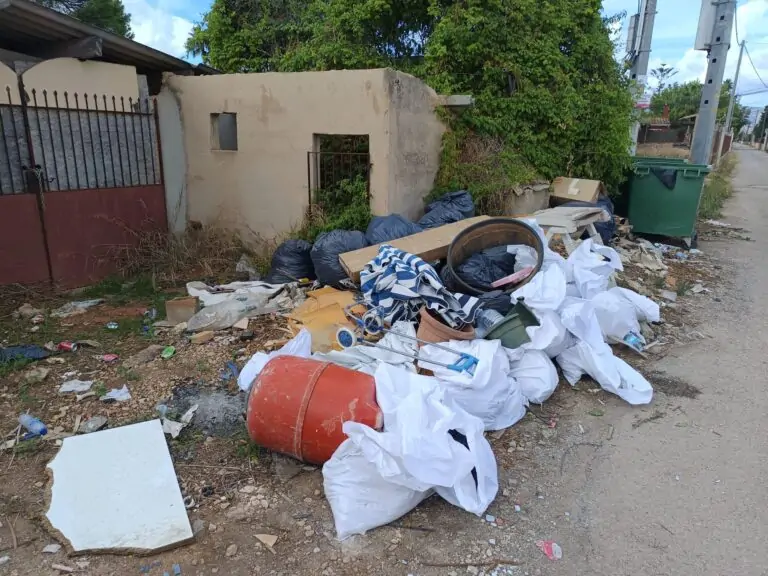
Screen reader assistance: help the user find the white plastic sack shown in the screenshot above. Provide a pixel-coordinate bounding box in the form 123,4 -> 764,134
610,287 -> 660,323
324,365 -> 498,539
237,329 -> 312,392
556,341 -> 653,405
417,339 -> 527,431
590,290 -> 641,344
522,309 -> 572,358
565,239 -> 623,299
558,297 -> 606,349
322,438 -> 431,541
509,350 -> 559,404
511,264 -> 567,313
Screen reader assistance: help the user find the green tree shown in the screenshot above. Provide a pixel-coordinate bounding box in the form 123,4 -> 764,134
39,0 -> 133,38
753,105 -> 768,141
188,0 -> 634,192
650,79 -> 744,127
650,63 -> 677,94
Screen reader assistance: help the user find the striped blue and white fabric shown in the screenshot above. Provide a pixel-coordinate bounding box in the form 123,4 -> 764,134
360,244 -> 481,328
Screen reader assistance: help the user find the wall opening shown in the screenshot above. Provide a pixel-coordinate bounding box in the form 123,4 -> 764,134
309,134 -> 370,195
210,113 -> 238,151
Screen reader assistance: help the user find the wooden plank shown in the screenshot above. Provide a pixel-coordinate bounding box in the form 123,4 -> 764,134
339,215 -> 490,282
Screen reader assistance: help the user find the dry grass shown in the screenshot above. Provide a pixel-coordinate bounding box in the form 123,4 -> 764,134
699,152 -> 738,220
110,223 -> 275,285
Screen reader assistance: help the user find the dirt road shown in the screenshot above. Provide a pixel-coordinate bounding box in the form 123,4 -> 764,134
537,145 -> 768,576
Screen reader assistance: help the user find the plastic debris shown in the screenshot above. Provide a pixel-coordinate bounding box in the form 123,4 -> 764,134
0,344 -> 51,362
59,380 -> 94,393
43,543 -> 62,553
78,416 -> 108,434
100,385 -> 131,402
101,354 -> 119,363
51,299 -> 104,318
161,346 -> 176,360
106,321 -> 119,330
219,361 -> 239,382
19,413 -> 47,437
265,239 -> 316,284
255,533 -> 278,553
536,540 -> 562,560
160,404 -> 198,439
173,564 -> 182,575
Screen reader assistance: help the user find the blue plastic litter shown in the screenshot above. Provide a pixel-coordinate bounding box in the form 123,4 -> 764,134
219,361 -> 240,382
173,565 -> 181,575
0,345 -> 51,363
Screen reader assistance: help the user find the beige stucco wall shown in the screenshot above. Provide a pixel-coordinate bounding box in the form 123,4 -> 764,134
21,58 -> 139,109
385,70 -> 445,220
0,61 -> 21,105
166,68 -> 446,240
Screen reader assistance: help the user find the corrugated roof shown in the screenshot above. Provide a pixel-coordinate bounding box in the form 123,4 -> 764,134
0,0 -> 214,74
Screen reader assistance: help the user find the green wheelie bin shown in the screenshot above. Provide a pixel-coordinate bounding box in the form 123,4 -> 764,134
627,160 -> 710,246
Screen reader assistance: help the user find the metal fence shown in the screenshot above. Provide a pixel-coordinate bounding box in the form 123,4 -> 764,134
0,86 -> 161,194
306,151 -> 370,203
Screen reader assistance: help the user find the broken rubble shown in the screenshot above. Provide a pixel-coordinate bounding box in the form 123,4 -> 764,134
123,345 -> 165,369
24,366 -> 50,384
190,331 -> 215,345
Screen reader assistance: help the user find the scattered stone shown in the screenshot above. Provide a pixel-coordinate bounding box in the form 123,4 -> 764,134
691,283 -> 705,294
42,544 -> 61,554
172,322 -> 188,334
640,322 -> 655,342
192,519 -> 206,536
78,416 -> 108,434
484,514 -> 496,523
467,566 -> 479,575
75,561 -> 89,570
239,485 -> 257,494
24,366 -> 50,384
0,556 -> 8,566
191,331 -> 215,345
225,544 -> 238,557
15,303 -> 43,319
45,357 -> 66,365
76,340 -> 101,348
255,534 -> 278,554
124,345 -> 165,369
660,290 -> 678,302
208,523 -> 218,532
51,564 -> 74,573
272,453 -> 302,482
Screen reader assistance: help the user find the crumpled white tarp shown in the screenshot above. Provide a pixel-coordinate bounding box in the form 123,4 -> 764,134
237,329 -> 312,392
565,239 -> 623,300
556,298 -> 652,405
323,363 -> 497,540
417,339 -> 527,431
186,281 -> 286,308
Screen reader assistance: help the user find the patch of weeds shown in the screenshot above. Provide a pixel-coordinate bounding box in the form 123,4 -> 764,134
699,154 -> 737,220
0,357 -> 34,378
12,437 -> 44,457
195,360 -> 211,375
81,274 -> 158,300
235,437 -> 263,462
17,381 -> 37,407
588,408 -> 605,417
653,276 -> 667,289
676,279 -> 693,296
92,382 -> 107,398
117,366 -> 141,381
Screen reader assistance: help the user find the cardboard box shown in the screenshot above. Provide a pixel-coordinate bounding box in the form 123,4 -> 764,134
550,177 -> 605,206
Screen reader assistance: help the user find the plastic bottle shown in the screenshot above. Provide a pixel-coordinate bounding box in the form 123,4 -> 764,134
18,414 -> 47,437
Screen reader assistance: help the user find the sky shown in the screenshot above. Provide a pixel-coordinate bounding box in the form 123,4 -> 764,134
125,0 -> 768,107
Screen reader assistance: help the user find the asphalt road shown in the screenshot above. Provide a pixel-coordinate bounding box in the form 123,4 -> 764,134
543,145 -> 768,576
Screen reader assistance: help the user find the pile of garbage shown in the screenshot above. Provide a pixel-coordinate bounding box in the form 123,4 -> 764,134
234,203 -> 659,541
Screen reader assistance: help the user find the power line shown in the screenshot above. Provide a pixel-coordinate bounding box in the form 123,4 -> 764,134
744,44 -> 768,89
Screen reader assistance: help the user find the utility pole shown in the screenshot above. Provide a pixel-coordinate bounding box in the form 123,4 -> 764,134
691,0 -> 737,165
629,0 -> 657,155
715,39 -> 744,164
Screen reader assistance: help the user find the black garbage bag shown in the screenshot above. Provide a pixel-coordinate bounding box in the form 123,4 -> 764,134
264,239 -> 316,283
418,205 -> 465,229
477,290 -> 513,316
426,190 -> 475,219
365,214 -> 422,245
561,194 -> 616,245
453,246 -> 517,291
310,230 -> 368,286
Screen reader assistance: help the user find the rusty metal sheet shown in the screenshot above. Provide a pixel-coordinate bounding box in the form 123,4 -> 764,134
0,194 -> 50,285
43,185 -> 168,287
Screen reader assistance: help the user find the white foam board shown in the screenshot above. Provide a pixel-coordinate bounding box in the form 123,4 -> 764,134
46,419 -> 193,553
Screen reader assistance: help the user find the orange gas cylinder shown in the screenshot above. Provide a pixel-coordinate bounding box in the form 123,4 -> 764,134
245,356 -> 382,464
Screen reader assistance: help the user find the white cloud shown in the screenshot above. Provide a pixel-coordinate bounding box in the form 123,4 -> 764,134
123,0 -> 194,57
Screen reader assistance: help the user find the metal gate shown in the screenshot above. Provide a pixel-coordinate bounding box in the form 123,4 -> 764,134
0,75 -> 167,287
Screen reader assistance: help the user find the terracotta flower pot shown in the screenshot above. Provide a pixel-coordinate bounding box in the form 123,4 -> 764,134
416,307 -> 475,346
